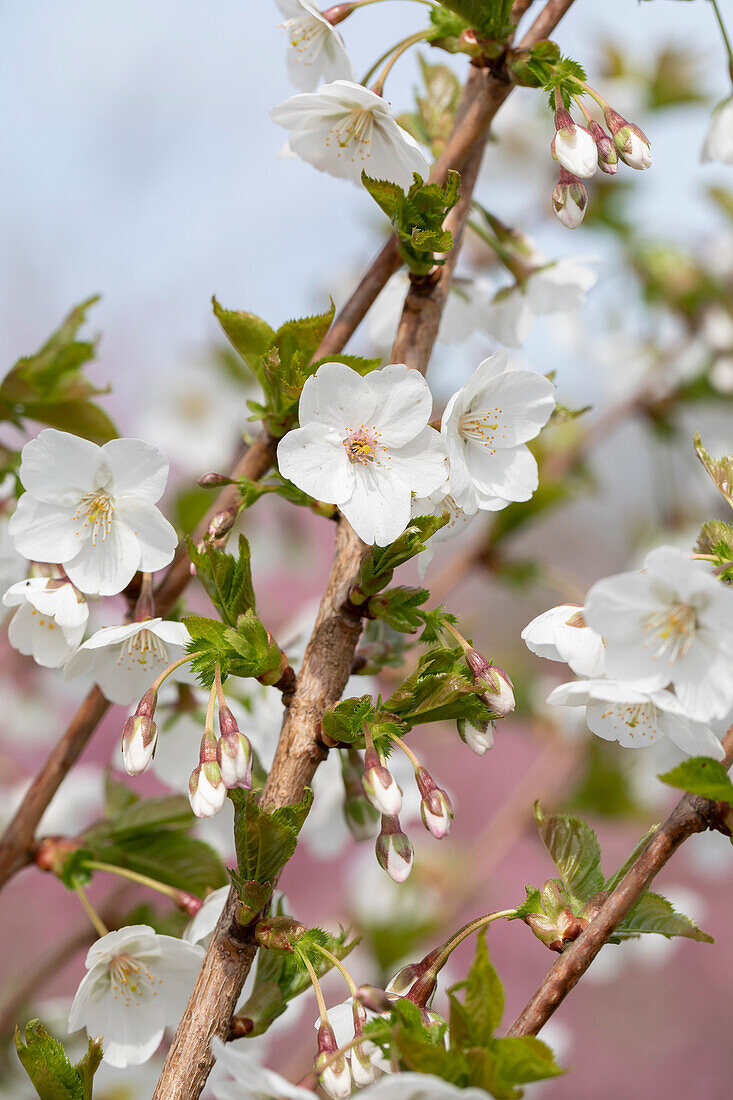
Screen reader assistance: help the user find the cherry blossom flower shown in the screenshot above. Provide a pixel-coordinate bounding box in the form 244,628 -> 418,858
547,677 -> 725,758
522,603 -> 605,677
584,546 -> 733,722
702,95 -> 733,164
3,576 -> 88,668
270,80 -> 429,189
277,0 -> 355,91
441,350 -> 555,515
68,924 -> 204,1068
368,273 -> 494,348
277,362 -> 447,545
65,618 -> 192,705
8,430 -> 177,597
484,258 -> 598,347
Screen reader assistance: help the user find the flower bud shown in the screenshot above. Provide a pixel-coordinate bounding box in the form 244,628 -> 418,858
176,891 -> 203,917
551,168 -> 587,229
350,1002 -> 377,1087
603,107 -> 651,170
321,2 -> 356,25
387,945 -> 443,1006
457,718 -> 494,756
551,108 -> 597,178
465,651 -> 515,719
587,119 -> 618,174
375,814 -> 413,883
188,761 -> 227,818
316,1022 -> 352,1100
355,985 -> 392,1014
362,748 -> 403,816
121,687 -> 159,775
415,767 -> 454,840
208,506 -> 237,541
34,836 -> 83,876
197,471 -> 233,488
217,704 -> 252,789
254,915 -> 307,953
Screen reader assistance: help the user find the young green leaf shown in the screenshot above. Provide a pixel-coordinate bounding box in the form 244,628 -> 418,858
615,891 -> 713,942
212,297 -> 274,389
535,804 -> 605,907
694,432 -> 733,510
15,1020 -> 102,1100
187,534 -> 257,626
658,756 -> 733,804
230,789 -> 313,888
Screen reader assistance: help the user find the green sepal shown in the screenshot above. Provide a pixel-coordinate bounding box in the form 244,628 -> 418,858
228,874 -> 274,925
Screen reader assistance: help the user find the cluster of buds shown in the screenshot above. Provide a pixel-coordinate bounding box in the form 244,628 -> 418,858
122,686 -> 159,775
189,695 -> 253,818
522,879 -> 608,952
550,99 -> 651,229
189,728 -> 227,818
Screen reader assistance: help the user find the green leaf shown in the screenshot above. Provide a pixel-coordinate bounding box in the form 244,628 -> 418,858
212,297 -> 274,389
366,586 -> 429,634
353,514 -> 448,603
490,1035 -> 564,1090
187,534 -> 257,626
321,695 -> 377,744
184,610 -> 282,686
385,646 -> 494,728
309,353 -> 381,376
435,0 -> 514,39
85,830 -> 227,897
231,789 -> 313,887
448,931 -> 503,1045
615,891 -> 713,942
695,432 -> 733,510
15,1020 -> 102,1100
361,172 -> 461,275
695,519 -> 733,560
535,804 -> 605,907
658,755 -> 733,804
393,1032 -> 468,1083
24,400 -> 118,446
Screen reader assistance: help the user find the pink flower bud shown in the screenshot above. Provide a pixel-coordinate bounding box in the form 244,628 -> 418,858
375,814 -> 413,883
457,718 -> 494,756
316,1022 -> 352,1100
217,704 -> 252,789
416,768 -> 454,840
197,472 -> 233,488
465,651 -> 516,718
362,748 -> 402,816
208,507 -> 237,540
551,108 -> 597,178
552,168 -> 587,229
603,107 -> 651,170
188,761 -> 227,818
121,688 -> 159,775
254,915 -> 307,953
587,119 -> 618,174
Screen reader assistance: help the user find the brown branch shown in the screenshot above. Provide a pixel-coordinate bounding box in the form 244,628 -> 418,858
507,726 -> 733,1038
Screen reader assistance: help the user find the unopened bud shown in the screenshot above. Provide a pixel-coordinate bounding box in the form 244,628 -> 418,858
551,108 -> 597,178
316,1022 -> 352,1100
121,688 -> 159,775
342,749 -> 379,840
176,891 -> 203,917
35,836 -> 83,876
587,119 -> 618,174
552,168 -> 587,229
188,761 -> 227,818
356,985 -> 392,1013
415,767 -> 454,840
603,107 -> 651,170
321,2 -> 355,25
362,748 -> 403,816
208,506 -> 237,541
217,704 -> 252,789
457,718 -> 494,756
254,915 -> 307,953
466,652 -> 515,719
197,471 -> 233,489
375,814 -> 413,883
387,945 -> 443,1006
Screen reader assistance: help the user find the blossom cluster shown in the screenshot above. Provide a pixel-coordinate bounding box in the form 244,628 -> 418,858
523,546 -> 733,758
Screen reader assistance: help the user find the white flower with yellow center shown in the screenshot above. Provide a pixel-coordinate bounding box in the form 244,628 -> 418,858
584,546 -> 733,722
522,603 -> 605,678
441,350 -> 555,515
546,678 -> 725,759
9,429 -> 178,597
64,618 -> 191,705
68,924 -> 204,1068
277,0 -> 355,91
3,575 -> 88,667
277,362 -> 447,545
270,80 -> 430,189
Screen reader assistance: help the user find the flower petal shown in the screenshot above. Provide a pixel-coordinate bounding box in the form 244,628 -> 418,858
298,362 -> 375,430
17,429 -> 99,504
468,369 -> 555,447
465,443 -> 539,506
8,493 -> 85,564
277,424 -> 354,503
100,438 -> 170,502
115,498 -> 178,573
343,465 -> 412,545
63,520 -> 141,596
387,426 -> 447,496
367,365 -> 433,446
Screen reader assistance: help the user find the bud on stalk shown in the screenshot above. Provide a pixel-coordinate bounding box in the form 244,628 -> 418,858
587,119 -> 618,174
387,945 -> 443,1005
356,984 -> 393,1013
216,704 -> 252,790
350,1001 -> 377,1087
362,747 -> 403,816
189,730 -> 227,818
122,687 -> 158,775
464,650 -> 515,719
342,750 -> 379,841
321,2 -> 356,25
551,108 -> 598,178
551,168 -> 587,229
603,107 -> 652,170
208,505 -> 238,541
254,915 -> 307,953
197,471 -> 233,488
457,718 -> 494,756
415,767 -> 454,840
375,814 -> 413,883
315,1021 -> 352,1100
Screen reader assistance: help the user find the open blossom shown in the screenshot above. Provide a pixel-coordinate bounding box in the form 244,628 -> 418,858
277,0 -> 354,91
9,430 -> 177,596
441,350 -> 555,515
485,258 -> 598,347
65,618 -> 191,705
368,273 -> 494,348
277,362 -> 446,545
547,679 -> 725,759
270,80 -> 429,189
584,546 -> 733,722
3,576 -> 88,667
702,95 -> 733,164
522,604 -> 605,677
68,925 -> 204,1068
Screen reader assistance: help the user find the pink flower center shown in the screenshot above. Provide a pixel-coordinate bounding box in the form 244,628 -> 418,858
344,426 -> 382,465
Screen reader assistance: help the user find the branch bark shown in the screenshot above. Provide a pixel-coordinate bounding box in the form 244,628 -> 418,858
506,726 -> 733,1038
153,5 -> 580,1096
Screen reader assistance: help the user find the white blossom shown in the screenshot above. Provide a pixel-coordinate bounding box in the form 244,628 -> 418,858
277,0 -> 355,91
551,114 -> 598,178
522,604 -> 605,677
3,576 -> 88,668
368,273 -> 494,348
68,925 -> 204,1068
278,362 -> 446,545
584,546 -> 733,722
270,80 -> 429,189
485,258 -> 598,347
441,350 -> 555,514
547,678 -> 725,758
65,618 -> 192,705
9,430 -> 177,597
0,518 -> 26,601
702,95 -> 733,164
183,885 -> 231,945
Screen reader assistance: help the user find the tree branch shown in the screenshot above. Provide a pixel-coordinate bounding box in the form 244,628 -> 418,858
506,726 -> 733,1038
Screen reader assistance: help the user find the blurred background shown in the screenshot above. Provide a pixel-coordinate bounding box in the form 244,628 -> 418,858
2,0 -> 733,1097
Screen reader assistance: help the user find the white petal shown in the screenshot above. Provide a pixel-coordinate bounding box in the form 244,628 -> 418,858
468,369 -> 555,447
585,701 -> 664,748
18,429 -> 99,504
100,438 -> 170,501
367,364 -> 433,445
342,466 -> 412,545
522,605 -> 580,662
387,427 -> 447,496
115,497 -> 178,572
298,362 -> 375,429
466,443 -> 538,507
63,520 -> 141,596
277,424 -> 354,503
8,494 -> 85,563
